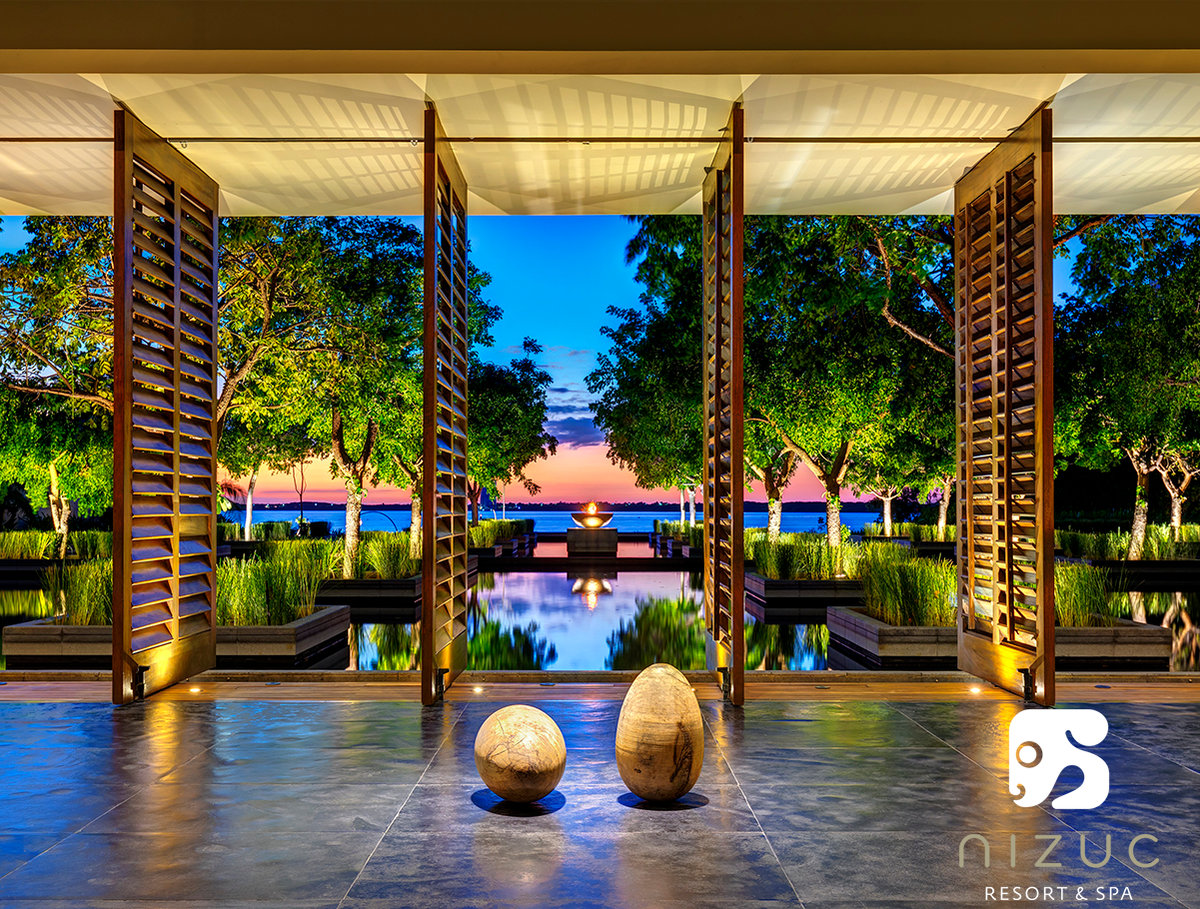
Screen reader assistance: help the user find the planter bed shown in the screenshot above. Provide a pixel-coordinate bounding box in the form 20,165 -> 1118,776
315,556 -> 478,624
826,605 -> 1173,672
3,604 -> 351,670
1086,559 -> 1200,592
744,572 -> 864,624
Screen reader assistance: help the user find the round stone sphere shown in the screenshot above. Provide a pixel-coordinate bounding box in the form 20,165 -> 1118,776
474,705 -> 566,803
616,663 -> 704,801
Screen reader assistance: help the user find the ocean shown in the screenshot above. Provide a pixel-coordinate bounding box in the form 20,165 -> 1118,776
223,507 -> 879,534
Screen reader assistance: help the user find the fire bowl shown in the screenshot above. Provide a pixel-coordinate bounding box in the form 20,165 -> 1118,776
570,512 -> 614,529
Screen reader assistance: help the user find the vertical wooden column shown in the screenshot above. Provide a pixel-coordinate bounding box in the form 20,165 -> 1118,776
421,105 -> 470,706
954,107 -> 1055,706
702,105 -> 745,705
113,111 -> 220,704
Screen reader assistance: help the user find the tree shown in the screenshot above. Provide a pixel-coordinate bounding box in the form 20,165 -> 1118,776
0,216 -> 334,529
744,423 -> 797,541
0,388 -> 112,556
305,218 -> 423,577
745,217 -> 917,547
1057,216 -> 1200,559
466,339 -> 557,525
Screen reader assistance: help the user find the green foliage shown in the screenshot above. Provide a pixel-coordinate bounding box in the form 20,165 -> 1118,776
467,519 -> 528,549
215,558 -> 268,626
251,521 -> 293,541
659,521 -> 703,547
1054,563 -> 1119,628
216,521 -> 242,543
859,544 -> 956,627
360,532 -> 419,580
67,530 -> 111,559
909,524 -> 957,543
43,559 -> 113,625
0,530 -> 55,559
1053,525 -> 1200,560
746,532 -> 860,580
606,595 -> 705,670
217,541 -> 339,626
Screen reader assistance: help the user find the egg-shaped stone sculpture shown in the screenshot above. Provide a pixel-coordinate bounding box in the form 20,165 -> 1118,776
474,705 -> 566,803
615,663 -> 704,801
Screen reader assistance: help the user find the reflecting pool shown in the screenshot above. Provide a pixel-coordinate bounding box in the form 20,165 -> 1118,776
355,571 -> 829,672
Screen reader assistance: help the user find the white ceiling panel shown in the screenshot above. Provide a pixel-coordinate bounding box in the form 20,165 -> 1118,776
183,142 -> 424,216
83,74 -> 428,139
1054,74 -> 1200,137
745,142 -> 993,214
740,74 -> 1073,138
1056,142 -> 1200,213
0,74 -> 115,138
426,74 -> 748,138
456,142 -> 715,215
5,73 -> 1200,215
0,142 -> 111,214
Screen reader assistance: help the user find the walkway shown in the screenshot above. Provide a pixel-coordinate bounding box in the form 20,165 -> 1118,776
0,688 -> 1196,906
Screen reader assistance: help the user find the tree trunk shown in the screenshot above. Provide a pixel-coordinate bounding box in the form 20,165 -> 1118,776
881,496 -> 894,537
467,482 -> 482,526
688,487 -> 697,526
824,483 -> 842,548
767,497 -> 783,541
409,481 -> 422,559
937,478 -> 952,538
47,460 -> 69,559
347,625 -> 359,671
1128,460 -> 1151,561
679,488 -> 685,525
343,488 -> 363,579
1170,492 -> 1183,538
242,461 -> 261,543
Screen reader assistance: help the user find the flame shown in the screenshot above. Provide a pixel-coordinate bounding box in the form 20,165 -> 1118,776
585,502 -> 597,515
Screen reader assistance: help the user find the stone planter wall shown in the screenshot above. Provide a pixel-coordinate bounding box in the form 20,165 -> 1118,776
827,606 -> 1173,672
3,604 -> 351,670
744,572 -> 864,624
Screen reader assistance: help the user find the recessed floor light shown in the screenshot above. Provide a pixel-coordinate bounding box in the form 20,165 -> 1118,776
970,686 -> 982,694
189,687 -> 201,693
473,686 -> 484,694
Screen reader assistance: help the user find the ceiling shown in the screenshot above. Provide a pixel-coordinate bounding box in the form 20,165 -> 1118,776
4,72 -> 1200,216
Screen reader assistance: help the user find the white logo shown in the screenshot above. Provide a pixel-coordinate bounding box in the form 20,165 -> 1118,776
1008,709 -> 1109,809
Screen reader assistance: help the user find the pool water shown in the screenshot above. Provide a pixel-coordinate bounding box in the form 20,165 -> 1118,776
355,570 -> 828,672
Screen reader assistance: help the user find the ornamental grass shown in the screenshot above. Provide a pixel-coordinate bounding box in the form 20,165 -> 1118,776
0,531 -> 56,559
859,543 -> 956,627
747,532 -> 861,580
42,559 -> 113,625
67,530 -> 112,559
360,531 -> 420,580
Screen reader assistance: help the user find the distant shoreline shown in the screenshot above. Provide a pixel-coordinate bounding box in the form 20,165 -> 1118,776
248,500 -> 879,514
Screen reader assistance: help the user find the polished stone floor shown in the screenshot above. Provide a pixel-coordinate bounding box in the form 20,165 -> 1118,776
0,695 -> 1196,908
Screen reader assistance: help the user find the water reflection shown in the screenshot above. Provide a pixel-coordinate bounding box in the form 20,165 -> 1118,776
354,572 -> 831,672
1114,591 -> 1200,671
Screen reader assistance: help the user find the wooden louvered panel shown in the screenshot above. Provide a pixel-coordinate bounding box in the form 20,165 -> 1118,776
701,105 -> 745,707
113,110 -> 218,704
421,106 -> 470,706
954,108 -> 1055,707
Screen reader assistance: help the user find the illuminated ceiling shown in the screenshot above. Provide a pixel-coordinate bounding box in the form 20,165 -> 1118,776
4,72 -> 1200,216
